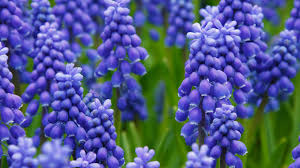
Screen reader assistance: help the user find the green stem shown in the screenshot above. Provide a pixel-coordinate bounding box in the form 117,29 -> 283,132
220,148 -> 226,168
115,88 -> 122,145
198,99 -> 205,146
11,69 -> 21,96
248,94 -> 269,144
40,106 -> 48,144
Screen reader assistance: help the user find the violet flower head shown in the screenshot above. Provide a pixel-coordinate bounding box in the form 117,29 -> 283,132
53,0 -> 95,47
38,140 -> 71,168
165,0 -> 195,48
186,144 -> 214,168
22,22 -> 76,128
0,0 -> 32,70
0,43 -> 25,149
86,0 -> 107,35
143,0 -> 169,26
8,137 -> 38,168
71,150 -> 101,168
215,0 -> 271,117
249,30 -> 298,112
126,146 -> 160,168
83,91 -> 125,167
96,0 -> 149,121
289,136 -> 300,168
31,0 -> 56,38
286,0 -> 300,41
205,104 -> 247,167
254,0 -> 285,25
177,18 -> 249,145
45,63 -> 89,144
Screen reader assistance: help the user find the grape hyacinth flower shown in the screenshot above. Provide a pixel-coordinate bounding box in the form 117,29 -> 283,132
186,144 -> 214,168
83,91 -> 125,167
86,0 -> 106,35
45,64 -> 89,144
214,0 -> 270,117
249,30 -> 298,112
289,136 -> 300,168
254,0 -> 285,25
143,0 -> 169,27
38,140 -> 71,168
53,0 -> 95,48
30,0 -> 56,38
126,146 -> 160,168
70,150 -> 101,168
0,0 -> 32,70
22,22 -> 76,127
7,137 -> 38,168
205,104 -> 247,167
0,43 -> 26,149
286,0 -> 300,49
96,0 -> 149,121
176,18 -> 247,145
165,0 -> 195,48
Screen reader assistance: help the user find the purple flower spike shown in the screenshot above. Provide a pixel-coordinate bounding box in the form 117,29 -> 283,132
82,91 -> 124,167
177,12 -> 248,145
126,146 -> 160,168
71,150 -> 101,168
38,140 -> 71,168
22,22 -> 75,126
186,144 -> 214,168
95,0 -> 149,121
31,0 -> 56,38
165,0 -> 195,48
45,63 -> 89,146
205,104 -> 247,167
86,0 -> 107,35
0,43 -> 26,151
249,30 -> 299,112
8,137 -> 38,168
0,0 -> 33,74
53,0 -> 95,48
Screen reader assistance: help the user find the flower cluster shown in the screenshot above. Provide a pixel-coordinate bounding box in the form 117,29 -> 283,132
249,30 -> 298,112
0,43 -> 25,149
86,0 -> 106,35
30,0 -> 56,38
205,104 -> 247,167
8,138 -> 71,168
290,136 -> 300,168
71,150 -> 101,168
8,137 -> 38,168
22,22 -> 76,128
38,140 -> 71,168
53,0 -> 95,48
45,64 -> 89,144
176,18 -> 248,145
0,0 -> 32,70
143,0 -> 169,27
254,0 -> 285,25
96,0 -> 149,121
83,91 -> 125,167
126,146 -> 160,168
186,144 -> 214,168
165,0 -> 195,48
286,0 -> 300,42
215,0 -> 270,117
